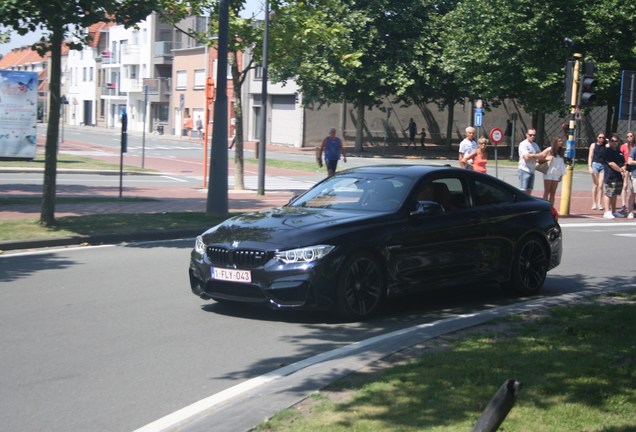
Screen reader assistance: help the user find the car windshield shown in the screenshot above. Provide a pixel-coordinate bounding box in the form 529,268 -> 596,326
290,174 -> 414,211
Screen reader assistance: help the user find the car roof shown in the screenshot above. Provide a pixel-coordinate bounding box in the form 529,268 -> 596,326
337,164 -> 454,177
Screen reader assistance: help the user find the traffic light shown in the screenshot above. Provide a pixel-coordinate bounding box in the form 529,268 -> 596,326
579,61 -> 597,106
563,61 -> 575,106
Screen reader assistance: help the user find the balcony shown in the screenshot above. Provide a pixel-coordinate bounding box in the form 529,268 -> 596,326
143,77 -> 172,102
121,45 -> 140,65
102,83 -> 124,97
120,78 -> 143,93
100,51 -> 117,65
153,41 -> 174,65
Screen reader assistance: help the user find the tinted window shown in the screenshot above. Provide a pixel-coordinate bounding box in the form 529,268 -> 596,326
415,176 -> 468,212
473,178 -> 516,206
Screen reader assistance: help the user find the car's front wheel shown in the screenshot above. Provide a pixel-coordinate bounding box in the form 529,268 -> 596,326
336,251 -> 386,321
511,236 -> 548,295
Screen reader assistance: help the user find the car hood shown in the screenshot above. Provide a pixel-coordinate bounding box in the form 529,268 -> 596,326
201,206 -> 376,248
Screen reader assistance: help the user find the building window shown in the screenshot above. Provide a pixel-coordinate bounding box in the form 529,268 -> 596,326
254,66 -> 263,79
194,69 -> 205,90
176,70 -> 187,90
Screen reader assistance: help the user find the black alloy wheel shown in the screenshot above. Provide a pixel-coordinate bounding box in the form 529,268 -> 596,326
511,236 -> 548,295
337,251 -> 386,320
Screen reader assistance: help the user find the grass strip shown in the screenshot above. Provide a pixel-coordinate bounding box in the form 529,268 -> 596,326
0,212 -> 229,242
0,152 -> 153,172
256,291 -> 636,432
0,196 -> 156,205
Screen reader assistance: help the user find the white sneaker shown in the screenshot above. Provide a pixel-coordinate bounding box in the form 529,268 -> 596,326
613,212 -> 626,218
628,212 -> 635,219
603,211 -> 615,219
592,204 -> 598,210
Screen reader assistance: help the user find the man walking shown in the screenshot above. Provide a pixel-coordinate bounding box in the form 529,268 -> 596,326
405,118 -> 417,149
317,128 -> 347,177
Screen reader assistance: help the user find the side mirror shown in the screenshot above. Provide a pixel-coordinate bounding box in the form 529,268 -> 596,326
410,200 -> 445,217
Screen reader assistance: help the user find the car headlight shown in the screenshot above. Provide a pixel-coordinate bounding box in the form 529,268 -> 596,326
275,245 -> 335,264
194,235 -> 206,255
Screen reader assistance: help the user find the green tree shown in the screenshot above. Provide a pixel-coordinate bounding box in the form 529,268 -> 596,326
269,0 -> 425,151
0,1 -> 159,226
396,0 -> 463,149
437,0 -> 574,139
576,0 -> 636,132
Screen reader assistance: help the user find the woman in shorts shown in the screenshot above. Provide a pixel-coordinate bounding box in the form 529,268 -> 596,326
588,132 -> 606,211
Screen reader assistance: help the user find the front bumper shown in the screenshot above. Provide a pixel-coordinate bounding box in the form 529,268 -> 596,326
188,251 -> 338,311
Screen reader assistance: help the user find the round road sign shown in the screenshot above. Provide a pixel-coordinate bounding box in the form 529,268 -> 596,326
489,127 -> 504,144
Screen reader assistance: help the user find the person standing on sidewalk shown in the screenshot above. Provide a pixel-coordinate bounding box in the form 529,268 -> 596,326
317,128 -> 347,177
458,127 -> 477,169
195,116 -> 203,140
602,133 -> 627,219
541,137 -> 567,206
462,137 -> 489,173
619,131 -> 635,212
517,128 -> 546,194
184,115 -> 194,140
626,143 -> 636,218
588,132 -> 607,211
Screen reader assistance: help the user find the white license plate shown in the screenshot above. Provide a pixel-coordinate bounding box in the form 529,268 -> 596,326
211,267 -> 252,283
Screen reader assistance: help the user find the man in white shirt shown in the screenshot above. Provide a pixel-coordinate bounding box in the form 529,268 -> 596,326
518,128 -> 545,194
458,127 -> 478,169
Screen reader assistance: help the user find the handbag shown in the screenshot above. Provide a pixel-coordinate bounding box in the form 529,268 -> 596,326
536,161 -> 549,174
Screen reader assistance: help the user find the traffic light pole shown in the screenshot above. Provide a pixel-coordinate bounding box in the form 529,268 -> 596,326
560,53 -> 582,216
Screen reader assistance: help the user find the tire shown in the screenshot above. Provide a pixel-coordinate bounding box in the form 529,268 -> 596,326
511,236 -> 548,295
336,251 -> 386,321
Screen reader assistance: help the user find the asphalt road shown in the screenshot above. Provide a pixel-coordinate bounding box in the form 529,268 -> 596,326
1,223 -> 635,432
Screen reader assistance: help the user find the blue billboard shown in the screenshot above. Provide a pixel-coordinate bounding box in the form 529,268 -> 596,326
0,70 -> 38,159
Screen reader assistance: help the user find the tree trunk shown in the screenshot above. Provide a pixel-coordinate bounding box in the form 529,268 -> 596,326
445,98 -> 455,151
355,104 -> 364,152
40,25 -> 63,226
231,53 -> 244,190
536,111 -> 546,147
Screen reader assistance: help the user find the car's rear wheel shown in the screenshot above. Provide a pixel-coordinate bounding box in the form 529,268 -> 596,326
511,236 -> 548,295
336,251 -> 386,321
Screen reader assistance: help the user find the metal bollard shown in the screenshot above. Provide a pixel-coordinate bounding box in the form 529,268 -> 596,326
471,379 -> 521,432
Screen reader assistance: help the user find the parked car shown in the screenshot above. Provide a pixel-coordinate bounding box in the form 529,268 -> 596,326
189,165 -> 562,320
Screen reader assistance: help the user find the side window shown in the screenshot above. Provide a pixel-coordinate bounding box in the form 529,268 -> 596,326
473,178 -> 516,206
415,177 -> 467,212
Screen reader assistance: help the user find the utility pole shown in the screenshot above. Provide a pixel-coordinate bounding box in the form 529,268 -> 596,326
207,0 -> 229,215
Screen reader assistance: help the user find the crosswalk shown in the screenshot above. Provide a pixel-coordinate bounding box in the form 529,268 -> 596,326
127,145 -> 199,151
227,175 -> 317,191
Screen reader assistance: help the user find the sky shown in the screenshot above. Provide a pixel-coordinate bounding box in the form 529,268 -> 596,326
0,0 -> 263,56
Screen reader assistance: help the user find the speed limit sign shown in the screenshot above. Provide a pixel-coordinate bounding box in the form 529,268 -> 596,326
489,127 -> 504,144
